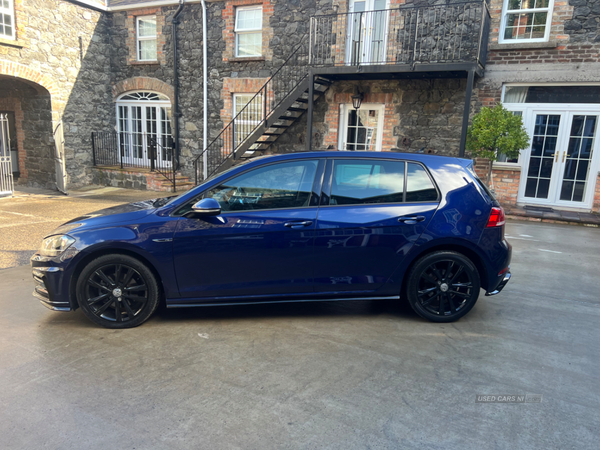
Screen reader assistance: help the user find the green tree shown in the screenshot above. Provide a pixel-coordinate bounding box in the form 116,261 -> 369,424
466,103 -> 530,187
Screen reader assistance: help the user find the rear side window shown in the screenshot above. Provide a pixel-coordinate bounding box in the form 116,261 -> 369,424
330,160 -> 405,205
406,163 -> 438,202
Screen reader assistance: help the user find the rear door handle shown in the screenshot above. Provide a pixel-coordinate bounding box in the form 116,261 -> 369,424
284,220 -> 313,228
398,215 -> 426,224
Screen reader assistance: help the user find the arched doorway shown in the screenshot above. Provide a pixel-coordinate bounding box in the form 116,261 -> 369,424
116,91 -> 173,167
0,62 -> 63,191
0,76 -> 56,189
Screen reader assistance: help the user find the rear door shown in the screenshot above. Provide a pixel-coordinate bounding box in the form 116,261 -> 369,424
312,158 -> 439,294
172,158 -> 324,300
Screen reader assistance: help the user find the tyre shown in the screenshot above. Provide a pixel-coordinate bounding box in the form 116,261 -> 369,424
406,251 -> 481,323
76,254 -> 160,329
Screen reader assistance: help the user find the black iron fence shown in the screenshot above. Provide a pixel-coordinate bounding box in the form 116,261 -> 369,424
309,1 -> 490,67
91,131 -> 177,191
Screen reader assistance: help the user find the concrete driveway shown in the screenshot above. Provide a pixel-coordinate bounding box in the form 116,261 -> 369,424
0,216 -> 599,449
0,186 -> 172,269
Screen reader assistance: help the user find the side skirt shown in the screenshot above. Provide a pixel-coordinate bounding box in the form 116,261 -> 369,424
167,295 -> 400,309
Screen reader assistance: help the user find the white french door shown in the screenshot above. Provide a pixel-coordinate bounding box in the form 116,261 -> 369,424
518,109 -> 600,209
116,102 -> 172,167
338,104 -> 385,151
346,0 -> 389,65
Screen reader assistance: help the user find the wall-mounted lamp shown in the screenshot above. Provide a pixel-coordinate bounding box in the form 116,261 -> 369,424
351,86 -> 364,110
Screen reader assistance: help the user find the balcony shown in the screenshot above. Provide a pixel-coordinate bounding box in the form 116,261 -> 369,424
308,0 -> 490,77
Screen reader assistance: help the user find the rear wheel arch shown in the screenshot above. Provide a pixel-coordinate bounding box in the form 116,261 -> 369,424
69,248 -> 165,310
400,242 -> 489,295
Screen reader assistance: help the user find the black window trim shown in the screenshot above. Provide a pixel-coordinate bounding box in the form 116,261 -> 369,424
319,157 -> 441,208
172,157 -> 325,217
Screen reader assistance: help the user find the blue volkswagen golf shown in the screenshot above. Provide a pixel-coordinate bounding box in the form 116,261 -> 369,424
31,152 -> 511,328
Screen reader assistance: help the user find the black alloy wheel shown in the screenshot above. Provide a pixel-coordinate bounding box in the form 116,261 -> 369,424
406,251 -> 481,322
76,254 -> 160,328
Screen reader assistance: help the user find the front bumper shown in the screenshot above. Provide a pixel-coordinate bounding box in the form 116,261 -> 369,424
485,271 -> 511,296
31,256 -> 73,312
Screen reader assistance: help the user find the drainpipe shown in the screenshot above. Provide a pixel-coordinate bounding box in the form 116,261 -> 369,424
201,0 -> 208,179
172,0 -> 184,169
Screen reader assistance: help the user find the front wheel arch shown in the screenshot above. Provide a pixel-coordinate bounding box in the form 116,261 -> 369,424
69,248 -> 165,310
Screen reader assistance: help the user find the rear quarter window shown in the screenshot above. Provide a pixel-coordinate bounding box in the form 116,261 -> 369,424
466,162 -> 497,201
406,163 -> 439,202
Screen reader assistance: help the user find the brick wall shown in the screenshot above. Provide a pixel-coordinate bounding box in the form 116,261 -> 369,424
220,77 -> 268,124
487,43 -> 600,65
322,92 -> 397,150
593,173 -> 600,213
474,158 -> 521,207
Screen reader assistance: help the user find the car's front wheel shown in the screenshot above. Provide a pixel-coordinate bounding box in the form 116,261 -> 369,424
76,254 -> 160,328
406,251 -> 481,322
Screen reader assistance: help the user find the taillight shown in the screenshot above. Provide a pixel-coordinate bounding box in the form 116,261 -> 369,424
487,207 -> 505,228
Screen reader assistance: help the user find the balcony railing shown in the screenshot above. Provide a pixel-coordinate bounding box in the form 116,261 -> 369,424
309,1 -> 490,68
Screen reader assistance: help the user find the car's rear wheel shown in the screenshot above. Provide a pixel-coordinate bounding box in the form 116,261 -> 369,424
406,251 -> 480,322
76,254 -> 160,329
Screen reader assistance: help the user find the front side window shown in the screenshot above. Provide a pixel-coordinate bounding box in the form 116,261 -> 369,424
204,160 -> 319,212
501,0 -> 553,43
0,0 -> 15,40
233,94 -> 263,147
235,6 -> 262,57
137,15 -> 157,61
330,160 -> 405,205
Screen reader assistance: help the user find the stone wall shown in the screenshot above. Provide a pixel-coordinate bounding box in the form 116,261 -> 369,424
0,0 -> 114,189
564,0 -> 600,43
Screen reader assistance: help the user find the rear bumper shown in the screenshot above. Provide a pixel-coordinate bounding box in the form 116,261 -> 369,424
485,271 -> 511,296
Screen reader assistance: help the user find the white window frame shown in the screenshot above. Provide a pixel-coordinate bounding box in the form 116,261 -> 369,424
115,91 -> 172,165
337,104 -> 385,152
499,0 -> 554,44
0,0 -> 16,40
235,5 -> 263,58
233,93 -> 263,148
136,15 -> 158,62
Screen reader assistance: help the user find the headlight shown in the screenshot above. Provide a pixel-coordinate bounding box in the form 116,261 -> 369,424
40,235 -> 76,257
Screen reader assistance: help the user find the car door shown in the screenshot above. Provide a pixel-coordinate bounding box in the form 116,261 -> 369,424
312,158 -> 439,294
172,158 -> 324,300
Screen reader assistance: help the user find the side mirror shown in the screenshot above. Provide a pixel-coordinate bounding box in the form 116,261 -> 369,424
184,198 -> 221,218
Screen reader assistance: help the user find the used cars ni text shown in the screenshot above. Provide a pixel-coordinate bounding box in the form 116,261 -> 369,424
31,152 -> 512,328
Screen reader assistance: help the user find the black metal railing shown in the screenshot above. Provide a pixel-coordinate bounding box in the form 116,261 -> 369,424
91,131 -> 178,191
192,36 -> 310,183
309,1 -> 490,67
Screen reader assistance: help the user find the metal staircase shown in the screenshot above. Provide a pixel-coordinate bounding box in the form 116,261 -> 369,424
193,35 -> 331,184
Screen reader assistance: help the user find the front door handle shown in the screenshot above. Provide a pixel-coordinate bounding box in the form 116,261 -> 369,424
398,215 -> 426,224
284,220 -> 313,228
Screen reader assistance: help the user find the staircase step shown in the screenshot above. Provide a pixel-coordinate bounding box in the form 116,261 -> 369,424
315,77 -> 332,86
287,107 -> 307,112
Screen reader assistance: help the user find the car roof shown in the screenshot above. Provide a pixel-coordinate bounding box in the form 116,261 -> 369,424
246,151 -> 472,167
